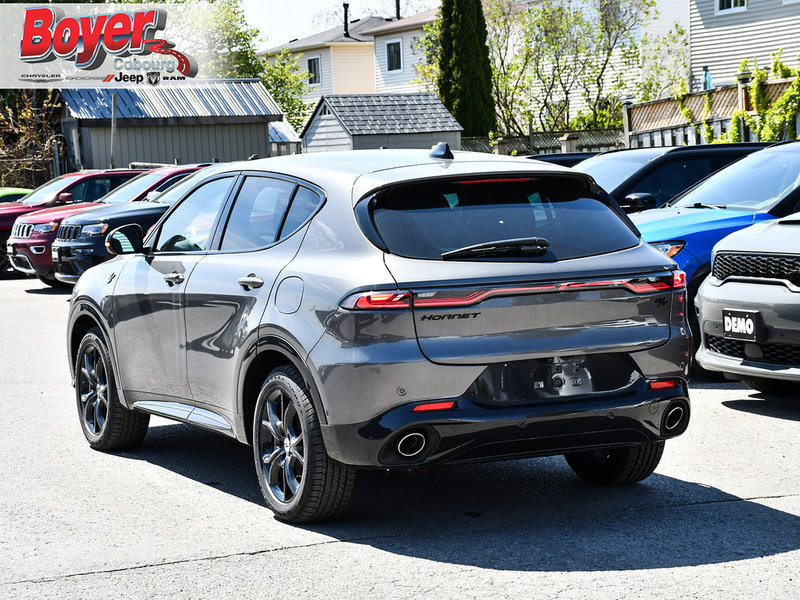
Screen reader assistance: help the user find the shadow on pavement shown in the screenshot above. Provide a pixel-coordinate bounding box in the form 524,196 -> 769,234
723,395 -> 800,422
126,422 -> 800,571
23,285 -> 71,295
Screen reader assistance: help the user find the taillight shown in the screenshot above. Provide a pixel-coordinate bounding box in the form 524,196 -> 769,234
672,271 -> 686,289
341,291 -> 411,310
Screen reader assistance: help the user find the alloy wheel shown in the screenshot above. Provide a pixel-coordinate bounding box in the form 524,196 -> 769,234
258,387 -> 305,504
77,343 -> 109,436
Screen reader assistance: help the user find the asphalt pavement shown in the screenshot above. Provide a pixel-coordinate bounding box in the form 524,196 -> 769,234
1,276 -> 799,599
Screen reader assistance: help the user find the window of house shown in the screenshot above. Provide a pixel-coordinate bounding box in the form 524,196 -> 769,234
307,57 -> 320,85
717,0 -> 746,12
386,40 -> 402,72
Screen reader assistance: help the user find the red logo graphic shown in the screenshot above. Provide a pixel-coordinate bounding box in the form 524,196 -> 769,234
19,7 -> 196,77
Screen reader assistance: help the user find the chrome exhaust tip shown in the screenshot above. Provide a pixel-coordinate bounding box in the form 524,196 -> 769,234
661,399 -> 690,436
396,432 -> 426,458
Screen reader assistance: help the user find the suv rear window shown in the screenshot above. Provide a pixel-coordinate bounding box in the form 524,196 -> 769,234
364,177 -> 639,261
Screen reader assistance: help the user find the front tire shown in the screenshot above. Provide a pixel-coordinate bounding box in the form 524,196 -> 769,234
75,328 -> 149,450
565,441 -> 665,485
253,365 -> 355,523
742,377 -> 800,396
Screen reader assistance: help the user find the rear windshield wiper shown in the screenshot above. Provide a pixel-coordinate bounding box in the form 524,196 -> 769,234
686,202 -> 727,209
442,237 -> 549,260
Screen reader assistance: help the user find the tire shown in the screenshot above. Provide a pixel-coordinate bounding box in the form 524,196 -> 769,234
742,377 -> 800,396
565,441 -> 665,485
253,365 -> 355,523
75,328 -> 149,450
37,275 -> 69,288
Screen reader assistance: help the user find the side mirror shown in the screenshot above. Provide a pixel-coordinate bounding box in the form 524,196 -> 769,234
105,224 -> 144,256
620,192 -> 657,213
57,192 -> 74,204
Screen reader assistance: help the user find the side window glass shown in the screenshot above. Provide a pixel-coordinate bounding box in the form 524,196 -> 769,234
67,181 -> 88,203
220,176 -> 295,251
631,158 -> 713,205
155,177 -> 233,252
279,186 -> 323,240
84,178 -> 113,202
154,173 -> 190,193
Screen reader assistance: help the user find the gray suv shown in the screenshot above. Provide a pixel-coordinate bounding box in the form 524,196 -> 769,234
67,149 -> 691,523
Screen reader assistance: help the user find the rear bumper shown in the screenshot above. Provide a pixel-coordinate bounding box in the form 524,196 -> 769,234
320,380 -> 690,468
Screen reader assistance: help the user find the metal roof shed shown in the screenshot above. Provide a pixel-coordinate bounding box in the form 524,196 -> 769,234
300,93 -> 462,153
60,80 -> 285,169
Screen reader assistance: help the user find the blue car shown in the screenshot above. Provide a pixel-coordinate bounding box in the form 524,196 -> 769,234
630,142 -> 800,343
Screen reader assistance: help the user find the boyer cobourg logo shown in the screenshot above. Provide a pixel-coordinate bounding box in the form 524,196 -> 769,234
19,6 -> 197,84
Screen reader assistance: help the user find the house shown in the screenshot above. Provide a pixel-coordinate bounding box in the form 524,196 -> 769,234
361,9 -> 437,94
261,14 -> 392,106
59,80 -> 285,170
300,93 -> 462,153
689,0 -> 800,91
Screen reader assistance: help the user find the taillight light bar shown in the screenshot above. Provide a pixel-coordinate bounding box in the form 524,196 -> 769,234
342,272 -> 685,310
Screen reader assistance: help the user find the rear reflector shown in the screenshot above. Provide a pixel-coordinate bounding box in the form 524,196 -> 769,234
411,400 -> 456,412
648,380 -> 678,391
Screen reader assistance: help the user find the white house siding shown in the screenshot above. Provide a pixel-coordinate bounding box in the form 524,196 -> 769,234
78,123 -> 270,169
690,0 -> 800,90
373,30 -> 427,93
302,47 -> 334,105
351,132 -> 461,150
301,114 -> 352,153
330,45 -> 376,94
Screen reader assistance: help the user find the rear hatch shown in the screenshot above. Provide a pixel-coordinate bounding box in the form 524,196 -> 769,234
358,174 -> 678,365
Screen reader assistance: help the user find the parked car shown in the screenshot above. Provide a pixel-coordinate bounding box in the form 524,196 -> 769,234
0,187 -> 32,203
577,143 -> 770,212
7,166 -> 199,285
0,170 -> 141,277
67,148 -> 691,523
695,213 -> 800,395
526,152 -> 597,167
52,165 -> 210,284
631,142 -> 800,346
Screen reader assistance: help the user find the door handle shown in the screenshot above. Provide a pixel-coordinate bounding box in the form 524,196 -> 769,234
163,271 -> 185,286
238,274 -> 264,291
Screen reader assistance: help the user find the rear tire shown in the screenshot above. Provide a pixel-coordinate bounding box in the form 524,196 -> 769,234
253,365 -> 355,523
565,441 -> 665,485
742,377 -> 800,397
75,328 -> 149,450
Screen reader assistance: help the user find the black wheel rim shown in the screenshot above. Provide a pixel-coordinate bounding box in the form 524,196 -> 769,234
258,387 -> 304,504
78,343 -> 109,436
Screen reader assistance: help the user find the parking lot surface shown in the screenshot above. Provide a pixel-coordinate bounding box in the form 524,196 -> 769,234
1,276 -> 799,599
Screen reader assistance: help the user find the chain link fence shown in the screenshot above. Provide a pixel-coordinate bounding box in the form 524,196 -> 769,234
0,158 -> 57,189
462,130 -> 625,155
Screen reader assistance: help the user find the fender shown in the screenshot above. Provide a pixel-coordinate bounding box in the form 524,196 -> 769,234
67,297 -> 133,409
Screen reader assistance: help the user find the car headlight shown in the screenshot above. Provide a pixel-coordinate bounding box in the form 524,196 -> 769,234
651,241 -> 685,258
32,222 -> 58,233
81,223 -> 109,236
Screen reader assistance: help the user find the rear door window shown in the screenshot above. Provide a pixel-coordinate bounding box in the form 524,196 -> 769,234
627,157 -> 714,205
220,176 -> 296,251
365,177 -> 639,261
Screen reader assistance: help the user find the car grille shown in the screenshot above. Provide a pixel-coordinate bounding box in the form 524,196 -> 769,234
56,224 -> 82,242
713,252 -> 800,285
706,334 -> 800,366
11,223 -> 33,239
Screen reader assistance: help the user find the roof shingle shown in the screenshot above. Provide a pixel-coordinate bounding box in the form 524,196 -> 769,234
311,93 -> 463,136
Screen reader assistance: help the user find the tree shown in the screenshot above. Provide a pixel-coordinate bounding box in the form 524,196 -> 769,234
436,0 -> 496,136
261,50 -> 311,131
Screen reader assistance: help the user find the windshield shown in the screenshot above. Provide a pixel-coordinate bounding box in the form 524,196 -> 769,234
669,149 -> 800,211
577,151 -> 663,193
20,177 -> 72,205
149,169 -> 209,205
99,171 -> 163,204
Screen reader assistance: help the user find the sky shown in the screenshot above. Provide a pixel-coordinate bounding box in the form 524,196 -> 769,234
242,0 -> 439,52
